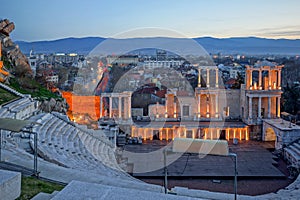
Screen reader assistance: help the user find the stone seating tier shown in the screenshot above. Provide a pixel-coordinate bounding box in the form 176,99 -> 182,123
29,113 -> 130,179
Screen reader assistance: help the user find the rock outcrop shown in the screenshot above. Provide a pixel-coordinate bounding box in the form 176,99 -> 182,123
40,98 -> 68,113
0,19 -> 15,36
0,19 -> 32,78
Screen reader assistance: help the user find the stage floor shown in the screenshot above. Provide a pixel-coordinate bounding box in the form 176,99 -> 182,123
122,140 -> 285,178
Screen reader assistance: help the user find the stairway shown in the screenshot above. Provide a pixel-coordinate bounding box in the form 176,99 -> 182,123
284,139 -> 300,169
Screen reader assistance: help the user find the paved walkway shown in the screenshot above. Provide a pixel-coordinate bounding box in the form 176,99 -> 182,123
2,147 -> 116,183
123,140 -> 285,177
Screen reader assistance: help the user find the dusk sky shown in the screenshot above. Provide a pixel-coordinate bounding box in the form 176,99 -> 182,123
2,0 -> 300,41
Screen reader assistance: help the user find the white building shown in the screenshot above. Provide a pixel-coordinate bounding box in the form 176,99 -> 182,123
28,50 -> 37,77
46,75 -> 59,83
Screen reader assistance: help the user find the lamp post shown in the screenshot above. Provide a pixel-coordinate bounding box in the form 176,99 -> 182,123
0,118 -> 41,177
23,126 -> 39,177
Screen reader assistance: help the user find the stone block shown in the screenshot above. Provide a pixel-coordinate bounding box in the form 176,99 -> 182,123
0,169 -> 21,200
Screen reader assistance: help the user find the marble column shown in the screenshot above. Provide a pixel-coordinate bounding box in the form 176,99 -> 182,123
215,68 -> 219,88
131,126 -> 134,137
249,97 -> 252,119
259,69 -> 262,89
268,97 -> 271,118
159,128 -> 162,140
128,95 -> 131,118
249,70 -> 253,89
227,129 -> 230,140
180,105 -> 183,118
198,94 -> 201,118
118,96 -> 122,118
277,97 -> 281,118
206,95 -> 210,118
109,96 -> 112,118
143,129 -> 147,140
206,68 -> 210,88
278,70 -> 281,89
215,94 -> 219,118
100,96 -> 103,118
239,128 -> 242,140
268,69 -> 271,89
198,67 -> 201,87
166,129 -> 169,141
174,102 -> 177,118
258,97 -> 262,119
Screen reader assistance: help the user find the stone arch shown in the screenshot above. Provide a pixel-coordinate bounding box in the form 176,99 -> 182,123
264,127 -> 277,141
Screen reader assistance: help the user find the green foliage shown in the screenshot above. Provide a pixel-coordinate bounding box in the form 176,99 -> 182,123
17,176 -> 64,200
231,72 -> 245,89
0,87 -> 18,105
1,53 -> 59,99
282,84 -> 300,115
2,55 -> 13,70
9,78 -> 59,99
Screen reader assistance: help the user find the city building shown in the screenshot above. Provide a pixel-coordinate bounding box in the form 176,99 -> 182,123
107,55 -> 139,66
28,50 -> 37,77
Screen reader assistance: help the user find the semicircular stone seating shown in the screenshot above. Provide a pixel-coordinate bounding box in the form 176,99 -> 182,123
30,113 -> 131,179
0,95 -> 38,120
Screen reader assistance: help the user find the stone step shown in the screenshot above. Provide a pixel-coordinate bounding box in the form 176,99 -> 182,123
31,190 -> 59,200
51,181 -> 176,200
293,142 -> 300,151
290,145 -> 300,156
29,113 -> 133,180
0,108 -> 9,117
31,192 -> 53,200
171,186 -> 260,200
284,148 -> 300,167
4,98 -> 29,110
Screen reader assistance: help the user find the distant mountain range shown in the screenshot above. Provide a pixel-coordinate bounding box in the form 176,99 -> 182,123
16,36 -> 300,56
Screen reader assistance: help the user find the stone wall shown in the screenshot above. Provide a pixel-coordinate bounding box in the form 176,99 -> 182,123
262,119 -> 300,149
250,125 -> 262,140
224,89 -> 240,119
240,84 -> 247,121
148,104 -> 165,119
131,108 -> 143,117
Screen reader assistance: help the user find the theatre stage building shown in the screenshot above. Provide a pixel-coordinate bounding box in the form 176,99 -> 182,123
99,62 -> 285,144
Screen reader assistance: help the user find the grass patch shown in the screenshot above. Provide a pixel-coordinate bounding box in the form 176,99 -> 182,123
9,78 -> 59,99
17,176 -> 64,200
0,87 -> 18,105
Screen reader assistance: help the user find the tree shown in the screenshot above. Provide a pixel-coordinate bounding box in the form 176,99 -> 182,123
231,72 -> 244,89
282,83 -> 300,115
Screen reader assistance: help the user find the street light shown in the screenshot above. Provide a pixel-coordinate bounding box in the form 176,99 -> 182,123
0,118 -> 41,177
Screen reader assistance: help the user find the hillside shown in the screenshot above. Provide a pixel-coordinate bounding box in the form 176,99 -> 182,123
0,19 -> 58,99
16,37 -> 105,55
16,36 -> 300,55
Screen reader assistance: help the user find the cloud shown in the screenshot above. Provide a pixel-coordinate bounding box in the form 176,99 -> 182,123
254,26 -> 300,38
